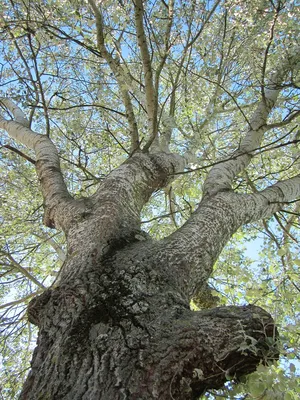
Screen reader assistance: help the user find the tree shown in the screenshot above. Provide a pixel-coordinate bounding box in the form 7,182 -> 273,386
0,0 -> 299,398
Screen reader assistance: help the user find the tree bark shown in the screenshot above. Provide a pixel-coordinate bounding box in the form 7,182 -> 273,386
0,100 -> 281,399
20,152 -> 279,399
22,237 -> 277,400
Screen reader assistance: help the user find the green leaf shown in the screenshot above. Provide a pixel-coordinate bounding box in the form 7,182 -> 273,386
284,392 -> 293,400
277,248 -> 286,256
250,381 -> 265,397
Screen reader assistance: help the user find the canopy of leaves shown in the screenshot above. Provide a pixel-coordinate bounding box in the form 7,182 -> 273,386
0,0 -> 299,398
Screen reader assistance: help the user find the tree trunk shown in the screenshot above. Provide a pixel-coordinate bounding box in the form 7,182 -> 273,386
21,224 -> 277,400
12,147 -> 279,400
0,102 -> 280,398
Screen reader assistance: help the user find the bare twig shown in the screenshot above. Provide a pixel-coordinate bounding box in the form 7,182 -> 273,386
1,144 -> 36,164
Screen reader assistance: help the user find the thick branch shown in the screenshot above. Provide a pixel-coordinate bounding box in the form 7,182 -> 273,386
158,191 -> 248,297
156,173 -> 300,298
203,48 -> 300,196
60,151 -> 186,281
0,99 -> 72,230
246,174 -> 300,221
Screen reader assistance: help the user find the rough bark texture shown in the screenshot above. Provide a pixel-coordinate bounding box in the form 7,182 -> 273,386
23,239 -> 277,400
18,152 -> 279,400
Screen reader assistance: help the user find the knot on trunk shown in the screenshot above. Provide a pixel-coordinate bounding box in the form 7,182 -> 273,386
27,289 -> 52,326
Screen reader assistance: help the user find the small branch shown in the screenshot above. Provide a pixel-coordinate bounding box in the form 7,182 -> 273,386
1,144 -> 36,164
274,213 -> 298,244
186,0 -> 222,49
33,232 -> 66,262
290,280 -> 300,293
88,0 -> 140,152
0,250 -> 46,289
7,27 -> 40,118
265,110 -> 300,130
27,33 -> 51,137
261,7 -> 280,102
33,103 -> 126,117
0,290 -> 43,310
173,134 -> 300,176
154,0 -> 174,125
187,71 -> 252,128
106,124 -> 130,155
134,0 -> 158,149
142,207 -> 190,224
166,186 -> 178,227
268,198 -> 300,205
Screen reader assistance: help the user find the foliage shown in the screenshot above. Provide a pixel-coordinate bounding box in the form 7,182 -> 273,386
0,0 -> 299,398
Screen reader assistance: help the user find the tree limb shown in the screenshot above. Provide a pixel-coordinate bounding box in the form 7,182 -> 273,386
87,0 -> 140,153
0,250 -> 46,289
0,290 -> 43,310
0,98 -> 73,230
134,0 -> 157,149
265,110 -> 300,130
1,143 -> 36,164
203,47 -> 300,196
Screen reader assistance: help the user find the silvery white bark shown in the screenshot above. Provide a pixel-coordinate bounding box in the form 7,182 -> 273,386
0,103 -> 281,400
0,99 -> 75,231
203,48 -> 300,196
0,100 -> 187,280
161,174 -> 300,299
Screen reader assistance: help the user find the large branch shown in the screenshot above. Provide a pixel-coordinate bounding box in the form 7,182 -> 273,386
244,174 -> 300,221
157,191 -> 248,298
0,99 -> 72,230
156,174 -> 300,299
59,151 -> 187,282
203,47 -> 300,196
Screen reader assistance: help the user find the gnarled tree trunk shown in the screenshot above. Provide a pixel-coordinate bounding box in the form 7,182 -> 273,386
19,151 -> 278,400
